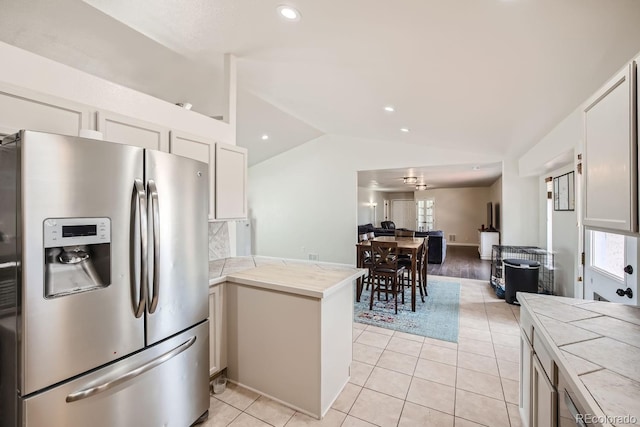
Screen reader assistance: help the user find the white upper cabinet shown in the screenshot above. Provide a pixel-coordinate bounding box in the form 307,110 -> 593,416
583,63 -> 637,232
97,111 -> 169,151
0,84 -> 89,137
215,142 -> 248,220
170,131 -> 216,220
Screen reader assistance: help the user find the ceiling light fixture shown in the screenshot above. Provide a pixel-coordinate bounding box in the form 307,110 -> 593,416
403,177 -> 418,184
261,134 -> 269,141
400,127 -> 410,133
176,102 -> 192,110
277,5 -> 301,21
416,184 -> 428,191
384,105 -> 395,112
472,165 -> 481,171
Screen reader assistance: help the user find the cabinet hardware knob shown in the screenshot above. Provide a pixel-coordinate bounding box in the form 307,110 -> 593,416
624,265 -> 633,275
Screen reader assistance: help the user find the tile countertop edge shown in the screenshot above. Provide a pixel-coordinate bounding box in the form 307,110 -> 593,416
518,293 -> 614,426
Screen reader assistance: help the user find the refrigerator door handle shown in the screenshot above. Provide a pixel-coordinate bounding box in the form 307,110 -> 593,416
132,179 -> 148,318
65,336 -> 196,403
148,179 -> 160,314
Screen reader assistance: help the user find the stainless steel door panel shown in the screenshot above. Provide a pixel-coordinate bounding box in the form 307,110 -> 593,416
145,150 -> 208,344
20,131 -> 145,395
23,321 -> 209,427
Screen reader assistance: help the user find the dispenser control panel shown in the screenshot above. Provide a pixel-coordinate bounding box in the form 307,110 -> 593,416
43,218 -> 111,248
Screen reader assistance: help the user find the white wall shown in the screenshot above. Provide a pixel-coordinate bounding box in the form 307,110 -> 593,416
549,164 -> 578,297
502,157 -> 539,246
248,134 -> 536,265
414,187 -> 491,245
357,188 -> 385,227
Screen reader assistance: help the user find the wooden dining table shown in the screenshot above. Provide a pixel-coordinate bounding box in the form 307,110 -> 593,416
355,236 -> 427,312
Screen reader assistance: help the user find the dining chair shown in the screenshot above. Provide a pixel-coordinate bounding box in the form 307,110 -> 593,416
367,231 -> 376,241
398,237 -> 427,301
370,240 -> 406,314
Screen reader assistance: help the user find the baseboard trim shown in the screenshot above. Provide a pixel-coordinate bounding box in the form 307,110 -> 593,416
447,243 -> 479,247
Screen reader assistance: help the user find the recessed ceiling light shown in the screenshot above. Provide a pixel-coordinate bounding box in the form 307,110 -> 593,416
261,134 -> 269,141
277,5 -> 301,21
384,106 -> 395,112
416,184 -> 429,191
473,165 -> 480,170
400,127 -> 410,133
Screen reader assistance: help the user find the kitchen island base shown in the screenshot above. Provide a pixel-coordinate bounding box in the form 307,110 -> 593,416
225,265 -> 359,419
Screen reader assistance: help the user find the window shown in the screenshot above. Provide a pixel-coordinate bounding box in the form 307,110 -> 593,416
416,199 -> 434,231
590,230 -> 624,280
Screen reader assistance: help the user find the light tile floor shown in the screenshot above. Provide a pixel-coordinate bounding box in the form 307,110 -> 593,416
203,277 -> 522,427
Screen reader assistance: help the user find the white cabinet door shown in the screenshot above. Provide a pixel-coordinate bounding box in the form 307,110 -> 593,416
215,142 -> 248,220
531,355 -> 557,427
0,84 -> 90,137
583,64 -> 636,232
170,131 -> 216,220
520,331 -> 533,427
97,111 -> 169,151
208,283 -> 227,377
479,231 -> 499,260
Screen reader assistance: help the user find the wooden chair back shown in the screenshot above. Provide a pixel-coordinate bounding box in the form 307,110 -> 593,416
394,229 -> 415,238
371,241 -> 400,270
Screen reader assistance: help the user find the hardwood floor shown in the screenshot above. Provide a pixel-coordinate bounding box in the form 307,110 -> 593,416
428,245 -> 491,281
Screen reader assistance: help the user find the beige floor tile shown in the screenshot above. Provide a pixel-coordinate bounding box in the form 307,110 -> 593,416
393,330 -> 425,343
489,321 -> 521,336
203,397 -> 242,427
454,389 -> 510,427
456,367 -> 504,400
364,366 -> 412,400
355,331 -> 392,349
507,403 -> 523,427
494,344 -> 519,363
214,382 -> 260,411
376,349 -> 418,375
245,396 -> 295,427
398,401 -> 454,427
501,377 -> 519,405
365,325 -> 395,336
384,336 -> 424,357
457,351 -> 499,377
458,337 -> 495,358
498,360 -> 519,381
341,415 -> 377,427
491,332 -> 520,348
349,388 -> 405,427
284,409 -> 346,426
406,377 -> 455,415
228,412 -> 272,427
454,418 -> 486,427
332,383 -> 362,413
458,327 -> 492,343
419,344 -> 457,366
423,336 -> 458,350
352,342 -> 384,365
413,358 -> 457,387
349,361 -> 374,386
353,322 -> 367,331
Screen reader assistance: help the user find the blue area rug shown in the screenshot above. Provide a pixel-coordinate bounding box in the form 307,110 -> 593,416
354,279 -> 460,342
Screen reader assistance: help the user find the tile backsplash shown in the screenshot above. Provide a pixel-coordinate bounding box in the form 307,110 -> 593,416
208,222 -> 230,260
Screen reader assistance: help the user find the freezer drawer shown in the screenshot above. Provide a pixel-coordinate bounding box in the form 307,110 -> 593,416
22,321 -> 209,427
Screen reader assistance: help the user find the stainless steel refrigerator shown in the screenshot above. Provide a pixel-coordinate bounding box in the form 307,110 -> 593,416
0,130 -> 210,427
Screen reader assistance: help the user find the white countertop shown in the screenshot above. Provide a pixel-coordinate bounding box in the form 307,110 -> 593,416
518,293 -> 640,425
209,256 -> 366,298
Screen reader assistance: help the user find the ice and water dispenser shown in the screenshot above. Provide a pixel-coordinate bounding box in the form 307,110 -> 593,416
44,218 -> 111,297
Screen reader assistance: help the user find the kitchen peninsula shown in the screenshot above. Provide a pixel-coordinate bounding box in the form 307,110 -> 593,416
518,293 -> 640,427
209,256 -> 365,419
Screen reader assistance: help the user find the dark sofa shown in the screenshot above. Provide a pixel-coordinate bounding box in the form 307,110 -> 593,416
357,223 -> 447,264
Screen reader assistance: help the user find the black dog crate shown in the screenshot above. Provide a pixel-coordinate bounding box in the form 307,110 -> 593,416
490,245 -> 554,295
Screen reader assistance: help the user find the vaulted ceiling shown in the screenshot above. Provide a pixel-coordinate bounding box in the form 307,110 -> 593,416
2,0 -> 640,172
